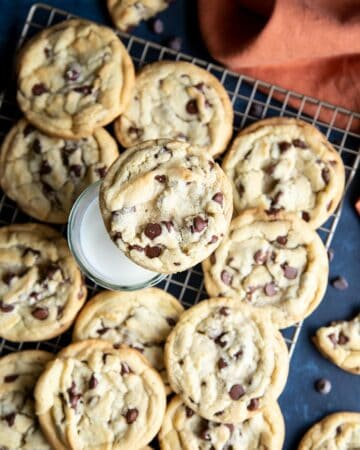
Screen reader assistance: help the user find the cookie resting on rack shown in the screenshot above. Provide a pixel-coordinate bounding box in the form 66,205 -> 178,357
159,395 -> 285,450
222,117 -> 345,229
114,61 -> 234,157
164,298 -> 289,423
313,312 -> 360,375
107,0 -> 171,31
298,412 -> 360,449
34,340 -> 166,450
0,119 -> 119,223
0,350 -> 53,449
73,287 -> 184,393
202,209 -> 329,329
100,139 -> 233,273
17,19 -> 135,139
0,223 -> 86,342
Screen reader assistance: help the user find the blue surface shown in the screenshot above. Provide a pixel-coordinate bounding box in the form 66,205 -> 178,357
0,1 -> 359,449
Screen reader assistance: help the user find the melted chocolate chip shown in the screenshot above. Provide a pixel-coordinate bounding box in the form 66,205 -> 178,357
32,138 -> 42,153
214,332 -> 227,348
97,327 -> 110,335
264,282 -> 278,296
155,174 -> 167,183
292,139 -> 307,149
69,164 -> 82,177
0,301 -> 14,313
121,363 -> 132,375
4,374 -> 18,383
44,47 -> 51,58
129,245 -> 144,252
23,124 -> 35,137
322,167 -> 330,184
199,428 -> 211,441
31,307 -> 49,320
166,317 -> 176,326
96,166 -> 107,178
281,262 -> 298,280
254,250 -> 268,265
128,126 -> 143,139
247,398 -> 260,411
144,223 -> 162,240
218,358 -> 228,369
234,349 -> 243,359
220,270 -> 232,286
161,220 -> 174,232
73,85 -> 92,95
89,374 -> 98,390
219,306 -> 230,316
229,384 -> 245,400
186,99 -> 198,114
264,163 -> 276,175
328,333 -> 338,347
195,82 -> 205,92
3,412 -> 16,427
125,408 -> 138,424
65,64 -> 81,81
302,211 -> 311,222
39,160 -> 52,176
192,216 -> 208,233
43,263 -> 60,280
32,83 -> 48,96
2,272 -> 15,286
185,406 -> 194,418
67,382 -> 81,409
338,332 -> 349,345
212,192 -> 224,206
279,141 -> 291,153
276,235 -> 288,245
145,245 -> 162,258
210,253 -> 216,265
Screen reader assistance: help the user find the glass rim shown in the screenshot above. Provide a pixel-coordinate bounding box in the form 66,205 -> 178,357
67,181 -> 167,291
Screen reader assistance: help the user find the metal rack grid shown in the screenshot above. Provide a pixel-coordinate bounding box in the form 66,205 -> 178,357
0,2 -> 359,359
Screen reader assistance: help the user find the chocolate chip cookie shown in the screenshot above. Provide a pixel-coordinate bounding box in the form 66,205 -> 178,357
17,19 -> 135,139
114,61 -> 233,157
222,118 -> 345,229
0,350 -> 53,449
0,119 -> 119,223
0,223 -> 86,342
164,298 -> 289,423
202,209 -> 329,329
159,395 -> 285,450
313,313 -> 360,375
100,139 -> 233,273
298,412 -> 360,449
108,0 -> 171,31
34,340 -> 166,450
73,288 -> 184,392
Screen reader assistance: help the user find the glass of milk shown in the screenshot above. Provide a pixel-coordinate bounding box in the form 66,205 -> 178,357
67,181 -> 166,290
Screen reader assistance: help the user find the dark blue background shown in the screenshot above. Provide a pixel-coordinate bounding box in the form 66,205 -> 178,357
0,1 -> 359,449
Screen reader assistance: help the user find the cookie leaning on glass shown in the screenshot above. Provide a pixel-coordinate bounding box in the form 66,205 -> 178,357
99,139 -> 233,273
0,119 -> 119,223
222,117 -> 345,229
16,19 -> 135,139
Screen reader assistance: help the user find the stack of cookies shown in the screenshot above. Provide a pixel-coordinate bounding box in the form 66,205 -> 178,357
0,13 -> 350,450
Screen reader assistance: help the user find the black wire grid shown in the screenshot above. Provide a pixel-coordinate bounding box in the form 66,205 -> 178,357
0,3 -> 359,359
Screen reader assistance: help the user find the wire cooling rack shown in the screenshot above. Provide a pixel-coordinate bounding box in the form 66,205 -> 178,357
0,2 -> 359,360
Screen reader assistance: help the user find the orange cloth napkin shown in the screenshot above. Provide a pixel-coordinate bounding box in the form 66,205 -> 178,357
198,0 -> 360,128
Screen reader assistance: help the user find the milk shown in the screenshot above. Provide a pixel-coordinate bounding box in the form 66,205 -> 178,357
68,182 -> 164,290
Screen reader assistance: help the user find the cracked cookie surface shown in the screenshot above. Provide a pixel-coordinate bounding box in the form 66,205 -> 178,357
164,298 -> 289,423
222,118 -> 345,228
0,223 -> 86,342
108,0 -> 171,31
114,61 -> 233,157
203,210 -> 329,329
298,412 -> 360,450
17,19 -> 135,138
0,119 -> 119,223
0,350 -> 53,450
100,140 -> 233,273
73,288 -> 184,392
313,313 -> 360,375
34,340 -> 166,450
159,395 -> 285,450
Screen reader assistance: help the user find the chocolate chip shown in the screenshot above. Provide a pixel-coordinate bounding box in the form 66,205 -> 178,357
247,398 -> 260,411
73,85 -> 92,95
2,272 -> 15,285
195,82 -> 205,92
218,358 -> 228,369
264,163 -> 276,175
3,412 -> 16,427
192,216 -> 208,233
67,382 -> 81,409
65,63 -> 81,81
149,18 -> 164,34
96,166 -> 107,178
276,235 -> 288,245
125,408 -> 138,424
219,306 -> 229,316
166,36 -> 182,51
144,223 -> 162,240
234,349 -> 243,359
214,332 -> 227,348
279,141 -> 291,153
209,161 -> 215,170
70,164 -> 82,177
129,244 -> 144,252
212,192 -> 223,206
23,248 -> 41,259
281,262 -> 298,280
328,333 -> 338,347
32,138 -> 42,154
302,211 -> 310,222
97,327 -> 109,335
32,83 -> 48,96
292,139 -> 307,149
327,200 -> 333,211
220,270 -> 232,286
254,250 -> 268,264
166,317 -> 176,326
0,301 -> 14,313
322,167 -> 330,184
186,99 -> 198,114
229,384 -> 245,400
315,378 -> 332,395
89,374 -> 98,390
338,332 -> 349,345
31,307 -> 49,320
331,276 -> 348,290
161,220 -> 174,232
199,428 -> 211,441
264,282 -> 277,296
185,406 -> 194,418
238,183 -> 245,196
4,374 -> 18,383
128,126 -> 143,138
23,124 -> 35,137
44,263 -> 60,280
155,174 -> 167,183
249,103 -> 263,117
39,160 -> 52,175
44,47 -> 51,58
210,253 -> 216,265
121,363 -> 132,375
